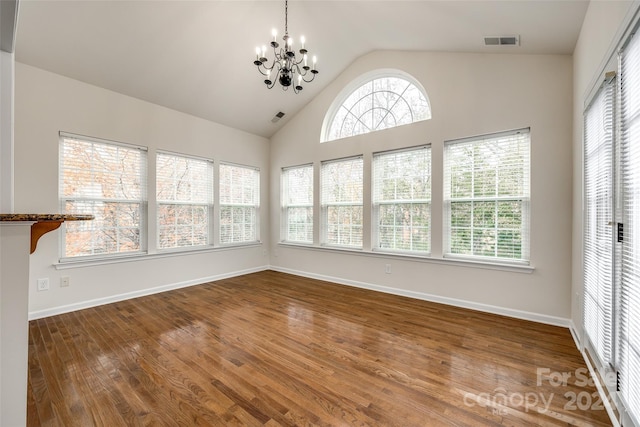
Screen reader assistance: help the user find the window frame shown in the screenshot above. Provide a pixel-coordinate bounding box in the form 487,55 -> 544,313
281,163 -> 314,244
156,150 -> 214,251
218,162 -> 261,246
372,144 -> 432,255
443,128 -> 531,265
59,132 -> 148,261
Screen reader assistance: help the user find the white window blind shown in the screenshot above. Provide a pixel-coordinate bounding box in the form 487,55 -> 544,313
443,129 -> 530,263
619,29 -> 640,424
373,146 -> 431,254
583,80 -> 615,366
282,164 -> 313,243
156,152 -> 213,249
321,157 -> 363,248
59,133 -> 147,258
219,163 -> 260,244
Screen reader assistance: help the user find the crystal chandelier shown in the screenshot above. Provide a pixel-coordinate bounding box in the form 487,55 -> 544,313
253,0 -> 318,93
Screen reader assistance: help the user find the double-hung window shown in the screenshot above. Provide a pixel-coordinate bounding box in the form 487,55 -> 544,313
321,157 -> 363,248
59,133 -> 147,258
444,129 -> 530,263
373,146 -> 431,254
156,152 -> 213,250
281,164 -> 313,243
219,163 -> 260,244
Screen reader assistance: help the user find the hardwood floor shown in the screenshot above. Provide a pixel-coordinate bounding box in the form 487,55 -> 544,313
27,270 -> 612,426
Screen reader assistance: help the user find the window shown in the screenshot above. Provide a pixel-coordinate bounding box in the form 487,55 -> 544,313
444,129 -> 530,263
322,72 -> 430,142
219,163 -> 260,244
618,28 -> 640,424
373,146 -> 431,254
282,164 -> 313,243
156,152 -> 213,250
583,79 -> 615,366
59,133 -> 147,258
321,157 -> 363,248
580,20 -> 640,426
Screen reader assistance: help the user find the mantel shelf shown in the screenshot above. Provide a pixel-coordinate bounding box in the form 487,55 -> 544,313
0,214 -> 94,253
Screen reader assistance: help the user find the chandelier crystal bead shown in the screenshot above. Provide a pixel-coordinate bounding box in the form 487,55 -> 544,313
253,0 -> 318,94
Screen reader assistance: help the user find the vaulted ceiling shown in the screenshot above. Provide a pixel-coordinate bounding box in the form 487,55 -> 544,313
15,0 -> 589,138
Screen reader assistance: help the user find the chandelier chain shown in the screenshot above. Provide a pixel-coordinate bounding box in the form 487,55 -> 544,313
285,0 -> 288,35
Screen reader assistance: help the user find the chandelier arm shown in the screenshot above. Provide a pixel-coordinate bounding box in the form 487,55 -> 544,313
256,56 -> 278,75
266,78 -> 278,90
273,46 -> 283,60
292,64 -> 315,84
256,66 -> 272,77
292,64 -> 304,76
263,61 -> 283,89
302,74 -> 316,84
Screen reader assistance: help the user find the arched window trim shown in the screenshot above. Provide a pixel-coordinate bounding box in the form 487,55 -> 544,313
320,69 -> 431,143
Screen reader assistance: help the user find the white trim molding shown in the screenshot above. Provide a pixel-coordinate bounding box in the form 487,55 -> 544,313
270,265 -> 569,327
29,265 -> 270,320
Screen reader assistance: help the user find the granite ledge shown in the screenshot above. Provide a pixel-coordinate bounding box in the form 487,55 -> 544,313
0,214 -> 94,253
0,214 -> 94,222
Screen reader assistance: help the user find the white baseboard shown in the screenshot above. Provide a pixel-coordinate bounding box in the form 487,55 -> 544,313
569,320 -> 582,350
579,342 -> 621,427
28,265 -> 270,320
270,265 -> 571,327
29,264 -> 571,328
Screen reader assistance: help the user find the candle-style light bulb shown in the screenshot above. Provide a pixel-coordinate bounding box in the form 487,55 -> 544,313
261,45 -> 267,57
300,36 -> 306,49
304,54 -> 308,66
255,47 -> 260,60
272,28 -> 277,42
298,74 -> 302,84
312,55 -> 317,70
287,37 -> 293,47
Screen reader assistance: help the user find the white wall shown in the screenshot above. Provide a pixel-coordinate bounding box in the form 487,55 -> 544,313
270,50 -> 574,324
571,0 -> 637,341
0,50 -> 13,213
14,62 -> 271,318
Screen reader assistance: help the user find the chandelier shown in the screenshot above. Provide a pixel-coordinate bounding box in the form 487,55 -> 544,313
253,0 -> 318,93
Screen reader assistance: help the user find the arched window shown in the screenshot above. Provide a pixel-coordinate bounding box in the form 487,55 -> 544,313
321,70 -> 431,142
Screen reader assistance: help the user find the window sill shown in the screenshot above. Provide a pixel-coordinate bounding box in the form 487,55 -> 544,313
54,242 -> 262,270
277,242 -> 534,274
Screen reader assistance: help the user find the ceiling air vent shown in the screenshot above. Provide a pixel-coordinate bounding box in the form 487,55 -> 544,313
484,36 -> 520,46
271,111 -> 285,123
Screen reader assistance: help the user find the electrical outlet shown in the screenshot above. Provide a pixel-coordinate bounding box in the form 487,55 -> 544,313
385,264 -> 392,274
37,278 -> 49,291
60,277 -> 70,287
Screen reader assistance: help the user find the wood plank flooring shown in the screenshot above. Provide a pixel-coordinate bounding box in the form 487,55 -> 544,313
27,270 -> 612,426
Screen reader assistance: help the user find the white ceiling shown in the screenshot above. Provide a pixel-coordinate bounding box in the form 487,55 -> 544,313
15,0 -> 589,138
